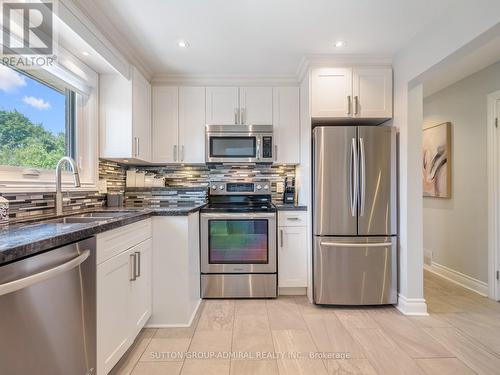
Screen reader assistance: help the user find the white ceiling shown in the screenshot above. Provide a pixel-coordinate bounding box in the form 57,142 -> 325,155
81,0 -> 460,77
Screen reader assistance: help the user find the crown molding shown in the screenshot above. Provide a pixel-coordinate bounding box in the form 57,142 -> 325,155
151,74 -> 299,87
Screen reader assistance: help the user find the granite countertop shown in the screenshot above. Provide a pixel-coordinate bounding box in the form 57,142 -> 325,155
0,204 -> 205,266
274,204 -> 308,211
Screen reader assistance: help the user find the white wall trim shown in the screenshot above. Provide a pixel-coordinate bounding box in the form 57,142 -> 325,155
487,90 -> 500,300
424,262 -> 488,297
146,299 -> 201,328
396,294 -> 429,316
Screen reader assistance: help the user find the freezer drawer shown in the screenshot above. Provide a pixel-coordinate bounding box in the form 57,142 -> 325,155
313,236 -> 397,305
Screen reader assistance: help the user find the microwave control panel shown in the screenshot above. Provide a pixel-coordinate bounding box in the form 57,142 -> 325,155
262,136 -> 273,159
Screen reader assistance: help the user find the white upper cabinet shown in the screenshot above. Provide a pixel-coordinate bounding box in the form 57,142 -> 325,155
311,67 -> 392,120
352,68 -> 392,118
152,86 -> 206,164
206,86 -> 273,125
178,87 -> 206,163
312,68 -> 352,118
205,87 -> 239,125
239,87 -> 273,124
152,86 -> 178,163
100,66 -> 152,162
273,87 -> 300,164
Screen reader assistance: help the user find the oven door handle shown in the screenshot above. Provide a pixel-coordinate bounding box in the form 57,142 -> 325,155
201,213 -> 276,219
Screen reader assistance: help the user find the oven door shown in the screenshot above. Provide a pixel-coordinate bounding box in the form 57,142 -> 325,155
206,133 -> 259,163
201,212 -> 277,273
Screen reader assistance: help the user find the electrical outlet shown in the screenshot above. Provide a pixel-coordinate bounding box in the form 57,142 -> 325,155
98,179 -> 108,194
276,181 -> 284,193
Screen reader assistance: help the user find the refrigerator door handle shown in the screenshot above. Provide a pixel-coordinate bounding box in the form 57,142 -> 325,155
359,137 -> 366,216
350,138 -> 358,216
319,241 -> 393,248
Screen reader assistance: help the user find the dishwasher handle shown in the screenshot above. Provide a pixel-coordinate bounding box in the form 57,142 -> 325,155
0,250 -> 90,297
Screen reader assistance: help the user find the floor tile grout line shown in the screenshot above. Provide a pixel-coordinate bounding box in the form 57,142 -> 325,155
179,300 -> 205,374
128,328 -> 157,375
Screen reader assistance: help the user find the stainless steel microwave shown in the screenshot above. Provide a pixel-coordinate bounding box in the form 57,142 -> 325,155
205,124 -> 274,163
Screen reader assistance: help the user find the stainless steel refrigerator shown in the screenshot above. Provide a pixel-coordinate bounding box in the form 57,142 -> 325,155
312,125 -> 397,305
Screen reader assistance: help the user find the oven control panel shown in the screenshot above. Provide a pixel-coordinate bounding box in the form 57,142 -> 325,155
210,181 -> 271,195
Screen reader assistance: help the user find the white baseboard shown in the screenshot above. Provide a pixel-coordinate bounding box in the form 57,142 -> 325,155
424,262 -> 488,297
279,287 -> 307,296
146,299 -> 202,328
396,294 -> 428,316
424,248 -> 433,266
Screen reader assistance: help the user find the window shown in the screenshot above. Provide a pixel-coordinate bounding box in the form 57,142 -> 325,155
0,64 -> 75,170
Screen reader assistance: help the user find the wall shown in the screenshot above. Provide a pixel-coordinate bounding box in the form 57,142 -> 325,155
393,0 -> 500,314
422,62 -> 500,283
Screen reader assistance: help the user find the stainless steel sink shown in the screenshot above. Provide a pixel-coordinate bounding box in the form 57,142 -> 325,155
39,211 -> 136,224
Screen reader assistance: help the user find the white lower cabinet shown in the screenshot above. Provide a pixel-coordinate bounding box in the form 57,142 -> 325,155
278,212 -> 308,289
96,221 -> 152,375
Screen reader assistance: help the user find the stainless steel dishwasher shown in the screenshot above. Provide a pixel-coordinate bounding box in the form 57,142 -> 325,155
0,237 -> 96,375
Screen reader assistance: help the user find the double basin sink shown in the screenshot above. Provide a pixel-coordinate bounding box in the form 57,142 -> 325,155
43,211 -> 133,224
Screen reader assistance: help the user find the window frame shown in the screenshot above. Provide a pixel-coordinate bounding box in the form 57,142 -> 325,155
0,56 -> 99,192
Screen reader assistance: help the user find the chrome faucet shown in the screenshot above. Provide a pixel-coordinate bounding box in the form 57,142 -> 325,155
55,157 -> 81,216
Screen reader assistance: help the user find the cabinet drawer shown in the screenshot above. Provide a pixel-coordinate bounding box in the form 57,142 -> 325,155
277,211 -> 307,227
96,219 -> 152,264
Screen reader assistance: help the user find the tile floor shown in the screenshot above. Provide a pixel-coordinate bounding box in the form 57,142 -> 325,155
110,271 -> 500,374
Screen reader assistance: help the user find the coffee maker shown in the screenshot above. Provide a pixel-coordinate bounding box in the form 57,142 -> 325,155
283,177 -> 296,204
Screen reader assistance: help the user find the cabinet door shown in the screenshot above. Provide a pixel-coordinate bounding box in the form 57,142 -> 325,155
273,87 -> 300,164
129,239 -> 152,338
352,68 -> 392,118
312,68 -> 352,118
205,87 -> 239,125
179,87 -> 206,163
132,68 -> 152,161
152,86 -> 179,163
278,225 -> 308,288
97,250 -> 134,375
239,87 -> 273,124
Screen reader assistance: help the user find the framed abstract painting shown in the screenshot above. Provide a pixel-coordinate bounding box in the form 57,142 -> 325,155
422,122 -> 451,198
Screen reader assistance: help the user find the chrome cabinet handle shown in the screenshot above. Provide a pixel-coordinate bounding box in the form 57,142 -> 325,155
280,229 -> 284,247
130,253 -> 137,281
347,95 -> 352,115
234,108 -> 239,124
274,145 -> 277,162
256,139 -> 261,160
181,145 -> 185,162
0,250 -> 90,297
354,96 -> 359,115
134,137 -> 139,157
135,251 -> 141,278
173,145 -> 177,162
350,138 -> 358,216
359,137 -> 366,216
320,241 -> 393,248
240,108 -> 245,124
286,217 -> 300,221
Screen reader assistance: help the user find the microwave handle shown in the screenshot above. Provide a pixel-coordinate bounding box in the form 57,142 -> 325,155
256,138 -> 261,160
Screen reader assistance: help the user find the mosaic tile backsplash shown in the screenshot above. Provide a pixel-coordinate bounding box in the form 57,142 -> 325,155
0,191 -> 106,223
0,161 -> 296,223
118,163 -> 294,198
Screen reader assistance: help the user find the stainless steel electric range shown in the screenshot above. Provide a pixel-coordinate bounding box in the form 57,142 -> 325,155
200,180 -> 277,298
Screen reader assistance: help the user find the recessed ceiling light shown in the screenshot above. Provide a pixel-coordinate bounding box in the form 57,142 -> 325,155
177,40 -> 189,48
334,40 -> 346,48
82,51 -> 90,56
